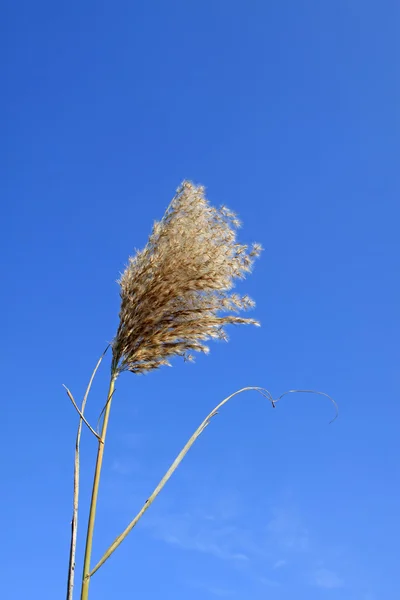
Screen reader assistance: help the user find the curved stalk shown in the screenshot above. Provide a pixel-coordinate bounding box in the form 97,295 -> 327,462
90,386 -> 337,577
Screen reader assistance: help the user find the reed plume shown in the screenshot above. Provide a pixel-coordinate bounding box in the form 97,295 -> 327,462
112,180 -> 262,373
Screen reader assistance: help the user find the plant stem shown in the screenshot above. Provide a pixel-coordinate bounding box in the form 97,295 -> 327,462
80,371 -> 117,600
90,387 -> 276,576
65,347 -> 109,600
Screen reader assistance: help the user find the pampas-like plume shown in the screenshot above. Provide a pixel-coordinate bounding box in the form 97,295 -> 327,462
113,180 -> 262,374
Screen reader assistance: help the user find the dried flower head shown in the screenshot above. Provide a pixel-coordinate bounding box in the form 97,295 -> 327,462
112,181 -> 262,374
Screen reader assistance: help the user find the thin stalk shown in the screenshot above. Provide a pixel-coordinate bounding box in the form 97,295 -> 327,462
90,386 -> 337,577
65,346 -> 108,600
63,385 -> 103,442
80,370 -> 118,600
90,387 -> 274,576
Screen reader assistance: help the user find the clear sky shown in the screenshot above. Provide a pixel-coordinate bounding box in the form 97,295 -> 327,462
2,1 -> 399,599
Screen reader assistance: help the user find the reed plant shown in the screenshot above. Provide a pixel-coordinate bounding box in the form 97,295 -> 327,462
64,181 -> 336,600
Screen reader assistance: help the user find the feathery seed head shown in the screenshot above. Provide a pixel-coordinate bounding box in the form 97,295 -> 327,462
112,181 -> 261,374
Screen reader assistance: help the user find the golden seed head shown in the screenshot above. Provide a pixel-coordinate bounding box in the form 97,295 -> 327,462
112,181 -> 261,374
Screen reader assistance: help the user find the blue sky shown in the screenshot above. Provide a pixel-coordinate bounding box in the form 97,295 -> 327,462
2,1 -> 399,599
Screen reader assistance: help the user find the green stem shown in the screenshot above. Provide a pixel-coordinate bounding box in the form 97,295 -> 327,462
65,346 -> 109,600
80,371 -> 117,600
90,387 -> 275,576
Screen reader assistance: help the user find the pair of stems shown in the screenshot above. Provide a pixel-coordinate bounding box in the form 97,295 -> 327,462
66,353 -> 338,600
64,348 -> 117,600
64,348 -> 109,600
